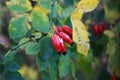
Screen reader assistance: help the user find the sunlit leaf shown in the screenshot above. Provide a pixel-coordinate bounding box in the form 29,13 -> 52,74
38,0 -> 52,11
9,15 -> 28,40
19,38 -> 30,49
77,0 -> 99,12
104,30 -> 114,38
30,7 -> 49,33
6,0 -> 32,13
71,18 -> 90,56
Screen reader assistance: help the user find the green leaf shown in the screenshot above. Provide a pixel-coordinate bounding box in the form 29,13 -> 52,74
41,70 -> 50,80
61,6 -> 74,18
109,48 -> 120,71
38,0 -> 52,11
5,50 -> 17,63
26,42 -> 40,55
48,59 -> 58,80
59,54 -> 70,79
5,61 -> 20,72
96,35 -> 108,46
30,9 -> 49,33
78,56 -> 93,77
104,30 -> 114,38
67,44 -> 79,59
39,36 -> 53,60
4,71 -> 24,80
106,39 -> 117,55
0,64 -> 4,73
36,54 -> 48,71
71,60 -> 77,80
32,32 -> 42,39
9,15 -> 28,40
19,38 -> 30,49
116,21 -> 120,33
6,0 -> 32,13
38,0 -> 59,18
0,54 -> 3,64
97,8 -> 105,22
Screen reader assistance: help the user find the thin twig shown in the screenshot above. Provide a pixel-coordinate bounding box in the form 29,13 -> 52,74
11,39 -> 31,51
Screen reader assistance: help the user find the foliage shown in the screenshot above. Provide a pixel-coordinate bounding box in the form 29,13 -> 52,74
0,0 -> 120,80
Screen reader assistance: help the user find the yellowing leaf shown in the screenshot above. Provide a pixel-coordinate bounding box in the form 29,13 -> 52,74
77,0 -> 99,13
19,65 -> 38,80
71,19 -> 89,42
34,6 -> 50,14
104,30 -> 115,38
77,43 -> 90,57
71,18 -> 90,56
6,0 -> 32,13
71,9 -> 84,20
70,0 -> 99,56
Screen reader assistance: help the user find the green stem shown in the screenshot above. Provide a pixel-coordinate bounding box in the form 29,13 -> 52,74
6,34 -> 46,57
49,0 -> 57,32
11,39 -> 31,51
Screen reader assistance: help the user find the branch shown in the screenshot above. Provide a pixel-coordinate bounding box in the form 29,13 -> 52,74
11,39 -> 31,51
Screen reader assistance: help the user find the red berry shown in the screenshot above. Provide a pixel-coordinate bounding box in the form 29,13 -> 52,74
98,25 -> 104,35
55,26 -> 63,33
51,34 -> 61,53
59,32 -> 73,45
99,21 -> 108,30
111,74 -> 117,80
62,25 -> 72,36
93,24 -> 99,35
59,38 -> 66,54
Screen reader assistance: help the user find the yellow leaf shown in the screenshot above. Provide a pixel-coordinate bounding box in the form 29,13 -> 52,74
34,6 -> 50,14
71,18 -> 90,56
77,43 -> 90,57
77,0 -> 99,13
71,19 -> 89,42
71,9 -> 84,20
19,65 -> 38,80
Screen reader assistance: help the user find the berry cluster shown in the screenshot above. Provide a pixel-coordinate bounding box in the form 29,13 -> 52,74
93,21 -> 108,35
51,25 -> 73,55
